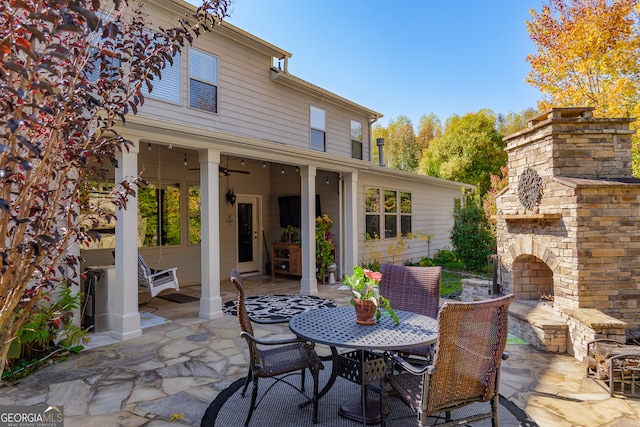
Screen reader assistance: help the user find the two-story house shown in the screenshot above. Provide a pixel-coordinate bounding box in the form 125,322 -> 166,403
80,0 -> 473,340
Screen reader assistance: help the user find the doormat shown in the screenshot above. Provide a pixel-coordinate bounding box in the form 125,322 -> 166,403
157,293 -> 199,304
222,294 -> 336,323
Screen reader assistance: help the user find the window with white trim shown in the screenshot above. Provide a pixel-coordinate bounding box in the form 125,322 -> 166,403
351,119 -> 363,159
189,48 -> 218,113
310,105 -> 326,151
142,51 -> 181,104
365,187 -> 412,239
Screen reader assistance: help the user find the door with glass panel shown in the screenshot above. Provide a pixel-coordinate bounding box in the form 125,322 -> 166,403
237,196 -> 260,273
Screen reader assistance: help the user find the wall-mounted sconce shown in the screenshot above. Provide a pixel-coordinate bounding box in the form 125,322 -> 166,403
226,188 -> 237,206
295,166 -> 299,172
241,158 -> 245,166
326,176 -> 330,185
183,154 -> 188,166
147,143 -> 152,151
281,167 -> 285,174
263,161 -> 266,168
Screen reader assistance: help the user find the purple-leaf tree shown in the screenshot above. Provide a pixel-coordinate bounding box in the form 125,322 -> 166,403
0,0 -> 230,378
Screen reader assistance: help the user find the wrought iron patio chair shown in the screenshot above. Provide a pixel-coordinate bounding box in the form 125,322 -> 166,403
137,254 -> 180,298
230,269 -> 324,426
380,294 -> 514,427
379,263 -> 441,362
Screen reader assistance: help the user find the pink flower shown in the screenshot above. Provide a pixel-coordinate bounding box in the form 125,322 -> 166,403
364,269 -> 382,283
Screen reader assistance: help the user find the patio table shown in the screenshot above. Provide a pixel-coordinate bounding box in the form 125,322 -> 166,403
289,306 -> 438,425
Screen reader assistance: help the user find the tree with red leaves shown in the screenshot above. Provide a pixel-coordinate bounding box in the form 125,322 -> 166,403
0,0 -> 231,379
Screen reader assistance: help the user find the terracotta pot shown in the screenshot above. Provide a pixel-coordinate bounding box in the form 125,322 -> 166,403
353,298 -> 377,325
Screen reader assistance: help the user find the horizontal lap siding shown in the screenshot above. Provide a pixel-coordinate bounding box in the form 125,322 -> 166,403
357,172 -> 460,265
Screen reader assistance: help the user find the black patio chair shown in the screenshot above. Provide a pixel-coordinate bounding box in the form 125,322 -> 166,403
230,269 -> 324,425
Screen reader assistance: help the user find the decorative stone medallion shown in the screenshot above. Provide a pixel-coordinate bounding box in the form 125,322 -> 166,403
517,167 -> 543,210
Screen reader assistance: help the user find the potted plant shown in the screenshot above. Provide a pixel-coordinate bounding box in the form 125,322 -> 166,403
281,225 -> 298,242
315,215 -> 334,281
343,266 -> 399,325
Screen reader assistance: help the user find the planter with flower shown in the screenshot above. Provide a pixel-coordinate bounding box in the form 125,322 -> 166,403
343,266 -> 399,325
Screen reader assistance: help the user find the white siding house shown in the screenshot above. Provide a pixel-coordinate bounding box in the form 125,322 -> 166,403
81,0 -> 473,340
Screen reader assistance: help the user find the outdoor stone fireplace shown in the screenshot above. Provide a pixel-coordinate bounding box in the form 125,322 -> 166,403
487,107 -> 640,361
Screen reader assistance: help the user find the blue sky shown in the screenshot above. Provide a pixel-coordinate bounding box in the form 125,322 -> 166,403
189,0 -> 546,127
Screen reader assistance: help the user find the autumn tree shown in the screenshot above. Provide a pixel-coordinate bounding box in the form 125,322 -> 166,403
418,110 -> 506,196
373,115 -> 419,172
0,0 -> 230,379
526,0 -> 640,173
496,108 -> 538,137
416,113 -> 442,156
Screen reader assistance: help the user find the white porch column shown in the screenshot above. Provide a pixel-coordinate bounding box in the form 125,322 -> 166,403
112,140 -> 142,340
300,165 -> 318,295
199,148 -> 222,319
344,172 -> 358,273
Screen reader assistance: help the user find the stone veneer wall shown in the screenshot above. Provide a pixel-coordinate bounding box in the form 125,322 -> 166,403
495,108 -> 640,332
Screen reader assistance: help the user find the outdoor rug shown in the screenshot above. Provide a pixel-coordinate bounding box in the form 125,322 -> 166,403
222,294 -> 337,323
157,293 -> 199,304
201,360 -> 538,426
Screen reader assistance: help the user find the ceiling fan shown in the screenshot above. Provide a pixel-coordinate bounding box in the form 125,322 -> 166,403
188,165 -> 251,175
219,165 -> 250,176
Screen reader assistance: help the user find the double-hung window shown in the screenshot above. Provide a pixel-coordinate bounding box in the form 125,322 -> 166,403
189,48 -> 218,113
310,105 -> 326,151
365,187 -> 412,239
351,120 -> 363,160
142,50 -> 181,104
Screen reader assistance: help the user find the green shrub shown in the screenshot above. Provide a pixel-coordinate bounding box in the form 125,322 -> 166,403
434,249 -> 457,263
451,191 -> 495,271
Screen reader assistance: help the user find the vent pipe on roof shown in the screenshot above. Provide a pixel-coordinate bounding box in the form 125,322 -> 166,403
376,138 -> 386,167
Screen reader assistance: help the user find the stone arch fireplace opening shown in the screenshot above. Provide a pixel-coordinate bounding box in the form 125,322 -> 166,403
512,254 -> 553,302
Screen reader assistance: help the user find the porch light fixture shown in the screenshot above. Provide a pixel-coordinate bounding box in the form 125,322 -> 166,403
241,158 -> 245,166
295,166 -> 299,172
281,167 -> 285,174
147,143 -> 152,151
326,176 -> 330,185
183,154 -> 188,166
226,188 -> 237,206
263,162 -> 266,168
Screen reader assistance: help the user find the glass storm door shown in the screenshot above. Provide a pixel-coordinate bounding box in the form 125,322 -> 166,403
237,196 -> 259,273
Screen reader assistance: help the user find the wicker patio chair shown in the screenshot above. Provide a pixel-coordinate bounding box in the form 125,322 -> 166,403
230,269 -> 324,426
379,263 -> 441,362
380,294 -> 514,427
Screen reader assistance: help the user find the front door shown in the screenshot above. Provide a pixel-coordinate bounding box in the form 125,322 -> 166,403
237,195 -> 259,273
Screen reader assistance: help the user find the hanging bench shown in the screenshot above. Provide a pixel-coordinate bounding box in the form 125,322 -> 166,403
137,254 -> 180,298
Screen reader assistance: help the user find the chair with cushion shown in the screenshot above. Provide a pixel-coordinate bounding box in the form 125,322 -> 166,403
137,254 -> 179,298
379,263 -> 441,361
230,269 -> 324,426
380,294 -> 514,427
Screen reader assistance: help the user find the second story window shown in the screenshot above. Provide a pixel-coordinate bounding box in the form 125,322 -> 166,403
351,119 -> 363,159
143,51 -> 181,104
310,105 -> 326,151
189,48 -> 218,113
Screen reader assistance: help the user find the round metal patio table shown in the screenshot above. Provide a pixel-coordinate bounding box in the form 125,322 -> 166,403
289,306 -> 438,425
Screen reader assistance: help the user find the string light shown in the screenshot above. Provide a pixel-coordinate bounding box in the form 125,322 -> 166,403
183,154 -> 188,166
262,162 -> 266,168
281,167 -> 285,174
241,158 -> 245,166
326,176 -> 330,185
147,143 -> 152,151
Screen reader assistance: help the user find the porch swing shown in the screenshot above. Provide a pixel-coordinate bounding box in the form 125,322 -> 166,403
137,143 -> 180,298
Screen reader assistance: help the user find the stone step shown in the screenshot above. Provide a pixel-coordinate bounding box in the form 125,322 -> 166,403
508,300 -> 568,353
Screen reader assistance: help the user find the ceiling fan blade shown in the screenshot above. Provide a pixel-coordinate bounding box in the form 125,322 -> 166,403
218,166 -> 249,175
